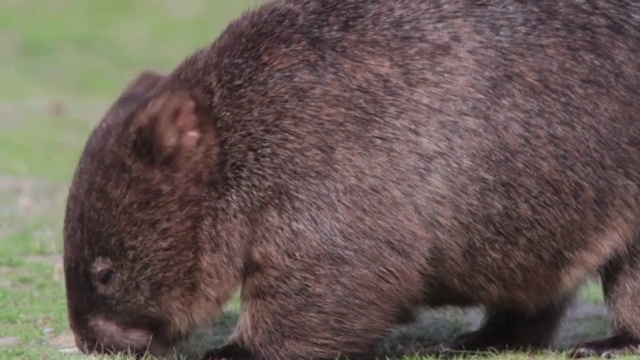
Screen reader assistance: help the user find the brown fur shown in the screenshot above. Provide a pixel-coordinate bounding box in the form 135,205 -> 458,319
63,0 -> 639,359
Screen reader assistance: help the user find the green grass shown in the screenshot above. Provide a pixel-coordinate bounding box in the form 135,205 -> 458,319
0,0 -> 612,359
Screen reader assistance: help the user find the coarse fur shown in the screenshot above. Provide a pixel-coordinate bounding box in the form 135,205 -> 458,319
62,0 -> 640,359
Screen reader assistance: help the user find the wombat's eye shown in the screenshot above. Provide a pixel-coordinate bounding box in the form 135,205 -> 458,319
97,268 -> 115,285
90,258 -> 118,293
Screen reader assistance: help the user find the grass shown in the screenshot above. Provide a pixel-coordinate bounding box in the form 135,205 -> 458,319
0,0 -> 613,359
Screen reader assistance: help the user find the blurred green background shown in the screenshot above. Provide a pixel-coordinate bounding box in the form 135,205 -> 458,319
0,1 -> 610,359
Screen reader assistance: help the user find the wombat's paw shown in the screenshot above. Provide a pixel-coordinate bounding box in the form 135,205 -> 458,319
453,330 -> 508,351
568,335 -> 640,358
200,343 -> 254,360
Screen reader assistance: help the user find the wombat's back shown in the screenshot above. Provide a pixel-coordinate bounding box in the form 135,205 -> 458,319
168,0 -> 639,308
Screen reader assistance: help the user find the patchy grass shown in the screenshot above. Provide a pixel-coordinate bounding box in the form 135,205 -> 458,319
0,0 -> 611,359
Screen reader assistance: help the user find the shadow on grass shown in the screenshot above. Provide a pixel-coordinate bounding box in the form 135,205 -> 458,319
173,298 -> 608,360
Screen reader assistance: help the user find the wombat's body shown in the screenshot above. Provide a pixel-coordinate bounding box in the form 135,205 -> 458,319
63,0 -> 639,359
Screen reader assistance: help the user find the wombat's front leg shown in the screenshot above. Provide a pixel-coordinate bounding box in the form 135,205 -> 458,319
569,243 -> 640,358
200,264 -> 411,360
432,294 -> 574,356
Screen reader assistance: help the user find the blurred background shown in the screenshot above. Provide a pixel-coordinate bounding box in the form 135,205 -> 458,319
0,1 -> 610,359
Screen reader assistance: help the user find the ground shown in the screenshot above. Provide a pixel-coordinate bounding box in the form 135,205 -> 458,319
0,0 -> 620,359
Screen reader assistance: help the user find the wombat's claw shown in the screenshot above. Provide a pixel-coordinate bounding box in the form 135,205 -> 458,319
568,335 -> 640,358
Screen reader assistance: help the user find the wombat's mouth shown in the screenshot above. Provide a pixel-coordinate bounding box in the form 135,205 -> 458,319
76,315 -> 176,357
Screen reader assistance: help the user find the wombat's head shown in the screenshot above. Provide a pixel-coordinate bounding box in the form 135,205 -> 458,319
62,71 -> 231,357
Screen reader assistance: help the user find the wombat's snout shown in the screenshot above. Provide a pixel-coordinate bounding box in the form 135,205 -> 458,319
74,316 -> 165,357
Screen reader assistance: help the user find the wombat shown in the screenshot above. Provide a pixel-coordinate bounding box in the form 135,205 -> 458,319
62,0 -> 639,359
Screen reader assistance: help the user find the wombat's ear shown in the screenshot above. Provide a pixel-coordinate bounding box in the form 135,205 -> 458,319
119,70 -> 166,98
101,71 -> 166,123
131,90 -> 208,167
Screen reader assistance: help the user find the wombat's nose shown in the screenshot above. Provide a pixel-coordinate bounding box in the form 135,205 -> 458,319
82,316 -> 155,356
73,333 -> 106,355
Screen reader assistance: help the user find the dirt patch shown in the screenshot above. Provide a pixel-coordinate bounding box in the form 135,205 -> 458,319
0,336 -> 20,347
47,332 -> 80,355
24,254 -> 62,266
48,333 -> 76,348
